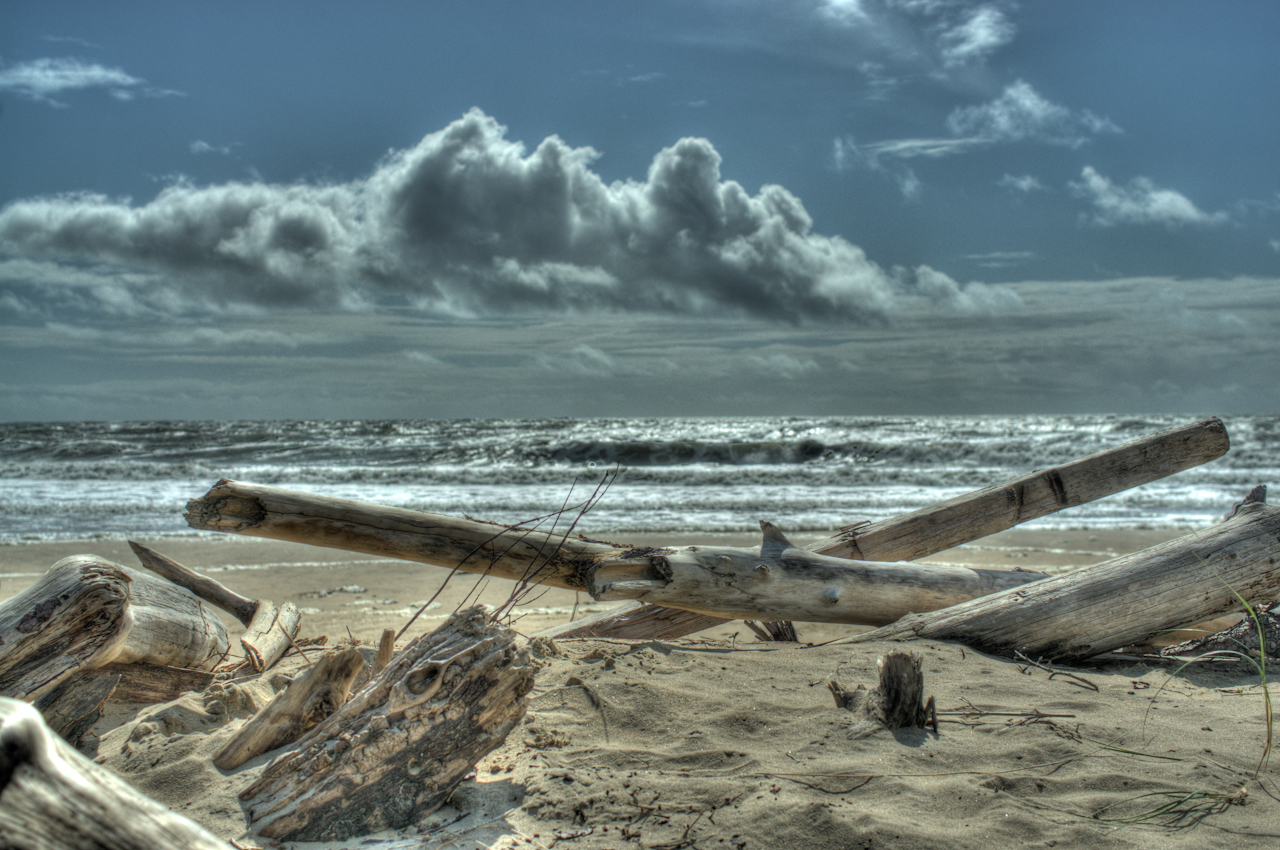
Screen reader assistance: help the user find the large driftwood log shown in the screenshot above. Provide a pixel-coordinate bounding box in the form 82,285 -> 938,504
848,501 -> 1280,662
0,697 -> 232,850
186,482 -> 1045,626
130,541 -> 301,673
214,647 -> 366,770
0,556 -> 229,702
812,416 -> 1229,561
240,607 -> 535,842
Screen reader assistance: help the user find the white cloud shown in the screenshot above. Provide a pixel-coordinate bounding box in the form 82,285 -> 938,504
1069,166 -> 1229,228
937,4 -> 1015,67
0,108 -> 1015,323
0,57 -> 180,105
947,80 -> 1120,147
963,250 -> 1035,268
997,174 -> 1046,193
404,350 -> 448,367
1270,238 -> 1280,254
44,323 -> 343,348
911,265 -> 1022,314
190,141 -> 236,156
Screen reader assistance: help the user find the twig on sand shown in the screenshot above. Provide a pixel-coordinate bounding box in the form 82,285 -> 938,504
1014,650 -> 1099,691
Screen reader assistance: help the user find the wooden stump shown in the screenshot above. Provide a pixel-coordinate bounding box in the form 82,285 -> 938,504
833,651 -> 936,739
0,697 -> 232,850
240,607 -> 535,841
0,556 -> 229,701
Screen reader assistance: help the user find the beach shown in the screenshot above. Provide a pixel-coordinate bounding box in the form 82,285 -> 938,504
6,525 -> 1279,848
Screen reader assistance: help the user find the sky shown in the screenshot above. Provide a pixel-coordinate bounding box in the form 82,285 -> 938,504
1,0 -> 1279,422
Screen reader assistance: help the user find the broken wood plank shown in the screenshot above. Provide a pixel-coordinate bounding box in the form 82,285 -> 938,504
0,697 -> 233,850
214,647 -> 365,770
533,601 -> 728,640
846,501 -> 1280,662
240,607 -> 534,841
0,556 -> 229,702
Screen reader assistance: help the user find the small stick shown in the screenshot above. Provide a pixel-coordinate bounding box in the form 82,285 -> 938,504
129,540 -> 257,626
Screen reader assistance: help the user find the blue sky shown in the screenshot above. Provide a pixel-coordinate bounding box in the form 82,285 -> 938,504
2,1 -> 1278,421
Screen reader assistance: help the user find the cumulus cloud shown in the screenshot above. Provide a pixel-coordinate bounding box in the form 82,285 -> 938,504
946,80 -> 1120,147
997,173 -> 1046,193
937,4 -> 1015,67
912,265 -> 1022,314
1069,166 -> 1229,228
0,57 -> 180,105
0,108 -> 1014,323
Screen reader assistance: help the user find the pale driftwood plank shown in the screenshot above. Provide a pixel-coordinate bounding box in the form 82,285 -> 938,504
810,416 -> 1229,561
130,540 -> 257,625
534,601 -> 728,640
0,697 -> 233,850
846,501 -> 1280,662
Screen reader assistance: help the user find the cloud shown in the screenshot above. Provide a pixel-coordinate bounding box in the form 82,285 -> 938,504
0,57 -> 180,105
814,0 -> 1015,72
1271,238 -> 1280,254
744,352 -> 820,379
946,80 -> 1120,147
190,141 -> 237,156
936,4 -> 1016,67
537,344 -> 618,376
963,250 -> 1035,268
911,265 -> 1022,314
44,322 -> 343,348
0,108 -> 1015,324
1069,166 -> 1229,228
997,174 -> 1046,193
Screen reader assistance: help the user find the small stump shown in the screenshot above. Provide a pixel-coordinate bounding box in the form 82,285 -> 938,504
831,651 -> 936,739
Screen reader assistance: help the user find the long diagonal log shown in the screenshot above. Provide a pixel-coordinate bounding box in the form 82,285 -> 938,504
543,416 -> 1231,638
844,501 -> 1280,662
811,416 -> 1229,561
186,481 -> 1043,626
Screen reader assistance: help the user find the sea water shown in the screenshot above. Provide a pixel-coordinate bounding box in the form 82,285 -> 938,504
0,415 -> 1276,543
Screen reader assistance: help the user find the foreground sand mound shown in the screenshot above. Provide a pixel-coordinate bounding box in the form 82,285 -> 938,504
81,636 -> 1276,850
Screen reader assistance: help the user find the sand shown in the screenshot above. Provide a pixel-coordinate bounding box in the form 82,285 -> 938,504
4,528 -> 1280,848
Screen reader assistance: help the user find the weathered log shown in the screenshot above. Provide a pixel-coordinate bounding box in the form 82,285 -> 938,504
186,482 -> 1046,626
0,556 -> 229,702
130,541 -> 301,673
536,417 -> 1232,639
0,697 -> 232,850
31,671 -> 120,746
240,607 -> 534,841
813,416 -> 1229,561
214,647 -> 365,770
848,501 -> 1280,662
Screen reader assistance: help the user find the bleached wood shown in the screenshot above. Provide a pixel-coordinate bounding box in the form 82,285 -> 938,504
0,556 -> 228,701
848,501 -> 1280,662
373,628 -> 395,674
130,540 -> 257,625
544,417 -> 1231,639
240,599 -> 302,673
811,416 -> 1229,561
240,607 -> 534,842
0,697 -> 232,850
214,647 -> 365,770
186,482 -> 1045,626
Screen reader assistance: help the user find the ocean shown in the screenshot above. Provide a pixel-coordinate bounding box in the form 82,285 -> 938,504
0,415 -> 1275,544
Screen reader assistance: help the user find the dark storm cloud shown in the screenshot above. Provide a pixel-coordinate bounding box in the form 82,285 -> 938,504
0,109 -> 1013,323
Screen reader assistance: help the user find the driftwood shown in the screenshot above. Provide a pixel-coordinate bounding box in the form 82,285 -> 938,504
0,556 -> 228,702
0,697 -> 232,850
848,501 -> 1280,662
812,416 -> 1229,561
534,601 -> 728,640
214,647 -> 366,770
186,482 -> 1045,626
373,628 -> 396,674
240,607 -> 535,841
830,651 -> 936,739
571,417 -> 1230,638
130,541 -> 301,673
